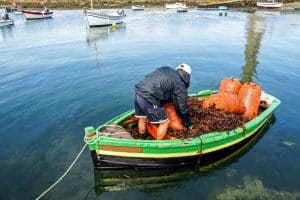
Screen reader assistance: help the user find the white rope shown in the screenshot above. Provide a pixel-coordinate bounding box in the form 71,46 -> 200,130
35,124 -> 128,199
35,143 -> 87,200
84,131 -> 99,145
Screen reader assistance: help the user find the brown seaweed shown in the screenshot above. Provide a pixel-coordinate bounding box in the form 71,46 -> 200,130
125,97 -> 249,139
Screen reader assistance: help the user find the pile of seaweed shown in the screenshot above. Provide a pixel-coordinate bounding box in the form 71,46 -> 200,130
125,125 -> 140,139
125,97 -> 249,139
168,97 -> 248,139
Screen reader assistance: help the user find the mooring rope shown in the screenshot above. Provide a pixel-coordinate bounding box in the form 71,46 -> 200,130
35,143 -> 87,200
35,124 -> 128,199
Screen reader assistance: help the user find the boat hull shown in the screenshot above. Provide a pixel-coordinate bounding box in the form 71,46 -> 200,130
256,2 -> 283,9
85,11 -> 125,27
218,6 -> 228,10
177,7 -> 188,12
14,11 -> 22,15
131,5 -> 145,10
0,19 -> 14,27
165,3 -> 186,10
86,90 -> 281,170
22,10 -> 53,20
92,115 -> 274,169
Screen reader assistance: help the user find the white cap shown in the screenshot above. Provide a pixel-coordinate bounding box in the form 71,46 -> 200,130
176,63 -> 191,75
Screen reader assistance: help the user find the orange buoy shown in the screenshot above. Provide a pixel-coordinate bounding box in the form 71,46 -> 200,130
219,78 -> 242,94
203,92 -> 246,114
238,82 -> 262,120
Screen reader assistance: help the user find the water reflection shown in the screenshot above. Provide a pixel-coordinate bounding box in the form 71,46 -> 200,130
86,24 -> 126,44
241,13 -> 266,83
92,115 -> 276,197
86,25 -> 126,74
0,25 -> 14,42
24,17 -> 54,24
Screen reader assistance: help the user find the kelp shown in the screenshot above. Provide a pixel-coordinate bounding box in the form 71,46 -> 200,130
125,97 -> 249,139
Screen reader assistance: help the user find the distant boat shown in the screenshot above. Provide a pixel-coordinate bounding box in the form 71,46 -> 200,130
84,0 -> 126,27
22,9 -> 53,20
256,0 -> 283,9
218,5 -> 228,10
177,5 -> 188,12
0,11 -> 14,26
294,7 -> 300,11
85,10 -> 126,27
165,2 -> 186,10
4,7 -> 17,13
131,5 -> 145,10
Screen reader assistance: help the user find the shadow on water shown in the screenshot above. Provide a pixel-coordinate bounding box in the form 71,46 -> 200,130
24,17 -> 54,24
241,12 -> 266,83
91,115 -> 276,197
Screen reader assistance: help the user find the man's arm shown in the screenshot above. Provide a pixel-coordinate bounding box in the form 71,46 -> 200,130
171,86 -> 192,128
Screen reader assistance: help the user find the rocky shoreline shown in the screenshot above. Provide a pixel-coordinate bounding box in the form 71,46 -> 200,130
0,0 -> 298,9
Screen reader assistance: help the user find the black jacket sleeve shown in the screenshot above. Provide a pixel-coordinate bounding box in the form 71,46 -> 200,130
171,85 -> 192,128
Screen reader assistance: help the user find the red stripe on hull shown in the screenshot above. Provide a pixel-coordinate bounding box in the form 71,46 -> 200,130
22,10 -> 53,16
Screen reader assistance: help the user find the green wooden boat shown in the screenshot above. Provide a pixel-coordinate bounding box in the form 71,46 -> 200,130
84,90 -> 280,169
295,7 -> 300,12
93,115 -> 275,194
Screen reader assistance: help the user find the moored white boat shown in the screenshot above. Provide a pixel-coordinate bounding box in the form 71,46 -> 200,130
256,1 -> 283,9
0,11 -> 14,26
22,9 -> 53,20
218,5 -> 228,10
131,5 -> 145,10
177,5 -> 188,12
85,10 -> 126,27
165,2 -> 186,10
0,19 -> 14,27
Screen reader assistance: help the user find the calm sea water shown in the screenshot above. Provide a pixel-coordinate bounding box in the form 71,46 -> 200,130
0,9 -> 300,200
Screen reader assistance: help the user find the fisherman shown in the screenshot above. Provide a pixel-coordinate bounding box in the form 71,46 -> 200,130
117,9 -> 125,16
134,64 -> 193,140
2,12 -> 9,20
44,7 -> 49,12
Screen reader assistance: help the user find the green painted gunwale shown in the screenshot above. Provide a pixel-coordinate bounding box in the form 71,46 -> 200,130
89,90 -> 281,158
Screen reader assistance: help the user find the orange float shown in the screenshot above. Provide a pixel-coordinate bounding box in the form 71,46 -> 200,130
219,78 -> 242,94
203,92 -> 246,114
238,82 -> 262,120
